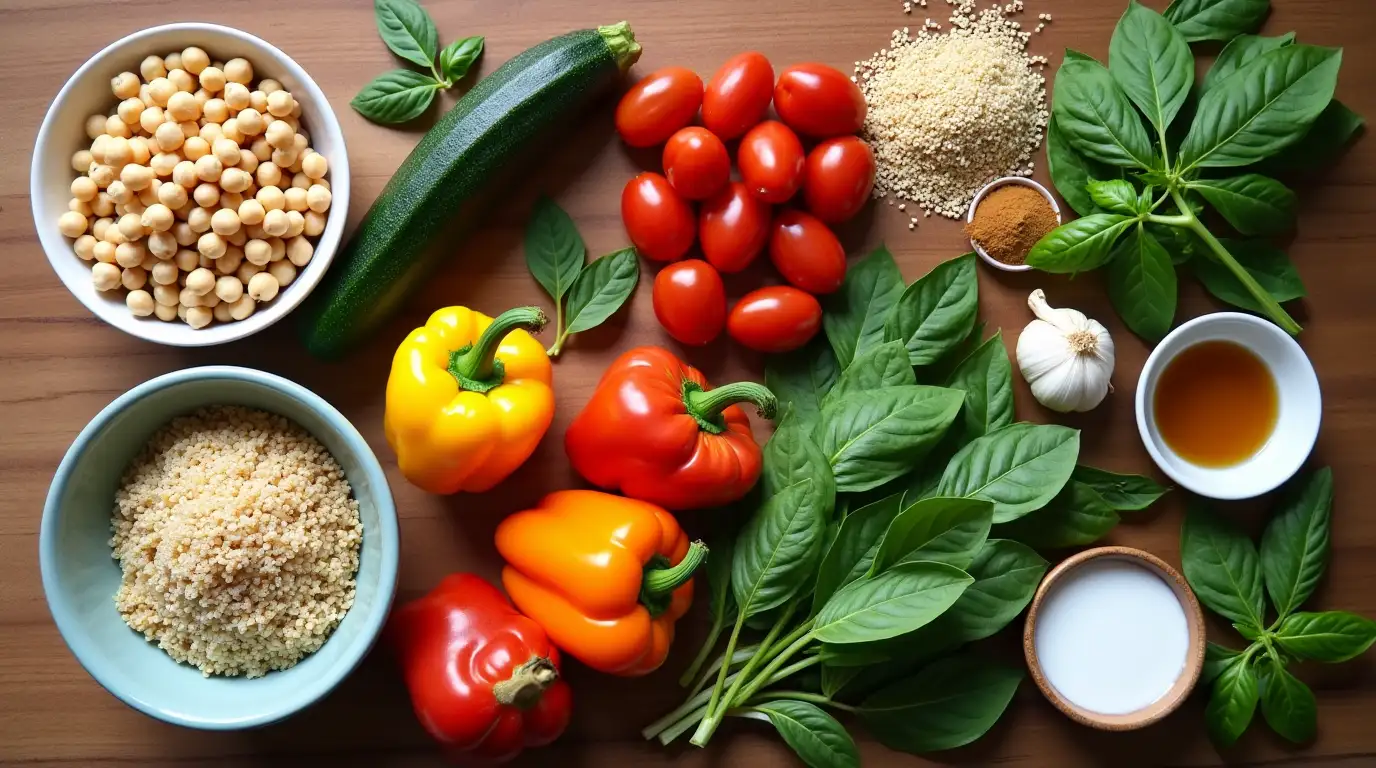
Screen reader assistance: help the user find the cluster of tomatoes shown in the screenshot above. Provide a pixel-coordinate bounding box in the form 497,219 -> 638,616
615,53 -> 876,353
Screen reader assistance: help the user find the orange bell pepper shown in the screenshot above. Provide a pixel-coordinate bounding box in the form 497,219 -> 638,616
495,491 -> 706,677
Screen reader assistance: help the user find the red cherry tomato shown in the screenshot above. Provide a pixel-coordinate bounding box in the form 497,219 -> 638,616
699,181 -> 771,273
702,52 -> 774,140
615,67 -> 704,148
621,172 -> 695,262
738,121 -> 805,205
773,63 -> 867,138
727,286 -> 822,353
803,136 -> 876,224
662,127 -> 730,200
653,260 -> 726,345
769,211 -> 847,295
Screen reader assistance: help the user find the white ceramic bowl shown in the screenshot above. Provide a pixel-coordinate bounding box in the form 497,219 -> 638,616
1135,313 -> 1321,500
966,176 -> 1062,273
31,23 -> 350,346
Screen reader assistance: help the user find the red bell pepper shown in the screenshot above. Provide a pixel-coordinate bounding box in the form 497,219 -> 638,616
564,345 -> 776,510
388,573 -> 572,764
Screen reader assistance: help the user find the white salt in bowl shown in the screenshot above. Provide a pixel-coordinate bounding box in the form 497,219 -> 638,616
966,177 -> 1061,273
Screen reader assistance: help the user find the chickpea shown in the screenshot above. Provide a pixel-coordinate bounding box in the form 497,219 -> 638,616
198,123 -> 224,144
244,238 -> 272,265
227,294 -> 255,320
110,71 -> 140,99
263,89 -> 292,118
265,119 -> 295,151
233,108 -> 263,138
193,88 -> 212,108
280,186 -> 307,215
250,90 -> 269,113
117,97 -> 144,125
57,210 -> 89,238
248,136 -> 272,163
210,301 -> 232,323
113,211 -> 142,239
281,210 -> 303,239
223,82 -> 251,111
68,175 -> 97,203
148,151 -> 178,178
151,301 -> 176,321
146,230 -> 177,260
300,182 -> 335,214
104,136 -> 133,168
219,190 -> 243,210
272,147 -> 300,170
222,57 -> 253,85
265,259 -> 296,288
166,91 -> 200,122
177,304 -> 188,321
105,115 -> 132,139
138,55 -> 165,82
260,208 -> 290,238
183,136 -> 210,161
220,120 -> 244,147
117,288 -> 155,318
171,46 -> 205,77
139,249 -> 159,270
256,185 -> 286,212
208,207 -> 239,237
71,149 -> 94,174
171,221 -> 197,247
199,271 -> 242,304
71,234 -> 97,261
156,180 -> 188,210
129,137 -> 152,165
201,100 -> 229,127
115,241 -> 146,268
92,193 -> 116,218
91,217 -> 113,240
208,138 -> 238,169
138,203 -> 172,233
85,114 -> 109,140
121,266 -> 148,290
228,198 -> 264,228
183,267 -> 214,295
139,106 -> 166,135
247,271 -> 279,302
150,260 -> 178,286
123,198 -> 147,216
194,155 -> 223,184
199,252 -> 217,270
193,182 -> 220,208
187,207 -> 213,234
217,244 -> 244,271
92,262 -> 121,291
265,236 -> 285,262
253,162 -> 281,189
70,192 -> 94,212
185,305 -> 213,329
137,182 -> 161,208
171,160 -> 197,189
243,223 -> 268,241
167,69 -> 195,94
147,77 -> 175,107
121,163 -> 154,191
235,257 -> 264,280
200,64 -> 227,92
198,231 -> 227,260
297,150 -> 328,180
93,240 -> 117,264
89,164 -> 116,189
287,171 -> 309,190
152,282 -> 179,307
290,99 -> 302,118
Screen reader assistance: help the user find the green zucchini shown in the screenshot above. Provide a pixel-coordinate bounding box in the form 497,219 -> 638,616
299,23 -> 641,358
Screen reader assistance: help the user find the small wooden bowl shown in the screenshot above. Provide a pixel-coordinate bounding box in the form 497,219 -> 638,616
1023,546 -> 1206,731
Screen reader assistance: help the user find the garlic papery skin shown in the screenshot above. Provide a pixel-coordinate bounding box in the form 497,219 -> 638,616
1016,289 -> 1115,413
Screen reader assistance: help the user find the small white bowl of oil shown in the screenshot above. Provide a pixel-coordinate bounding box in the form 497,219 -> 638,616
1135,312 -> 1321,500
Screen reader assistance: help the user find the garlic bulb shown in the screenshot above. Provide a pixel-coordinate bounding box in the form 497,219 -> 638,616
1016,289 -> 1115,413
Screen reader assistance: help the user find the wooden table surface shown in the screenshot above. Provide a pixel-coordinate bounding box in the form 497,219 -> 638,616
3,0 -> 1375,765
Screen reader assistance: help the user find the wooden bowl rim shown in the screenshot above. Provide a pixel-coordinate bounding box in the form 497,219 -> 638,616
1022,545 -> 1207,732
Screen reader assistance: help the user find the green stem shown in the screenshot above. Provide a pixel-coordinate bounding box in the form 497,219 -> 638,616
682,381 -> 777,434
598,21 -> 643,73
1145,213 -> 1192,227
643,541 -> 708,596
652,656 -> 823,744
698,611 -> 746,740
644,672 -> 737,740
680,614 -> 726,688
692,606 -> 797,746
1170,189 -> 1301,335
659,704 -> 710,744
693,617 -> 813,746
448,306 -> 547,391
753,690 -> 858,713
732,627 -> 817,707
687,643 -> 758,698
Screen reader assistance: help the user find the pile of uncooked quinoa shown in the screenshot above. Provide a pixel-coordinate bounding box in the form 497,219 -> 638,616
110,405 -> 362,678
858,0 -> 1051,220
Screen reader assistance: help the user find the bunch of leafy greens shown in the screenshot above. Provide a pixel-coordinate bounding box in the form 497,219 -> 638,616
352,0 -> 484,124
1184,468 -> 1376,747
1035,0 -> 1363,341
643,249 -> 1167,765
523,197 -> 639,357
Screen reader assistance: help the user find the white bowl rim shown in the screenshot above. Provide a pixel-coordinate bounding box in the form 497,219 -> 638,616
966,176 -> 1062,273
29,22 -> 350,347
1134,312 -> 1321,500
38,365 -> 398,729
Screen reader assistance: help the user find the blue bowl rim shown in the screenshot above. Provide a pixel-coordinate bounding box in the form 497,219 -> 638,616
38,365 -> 400,730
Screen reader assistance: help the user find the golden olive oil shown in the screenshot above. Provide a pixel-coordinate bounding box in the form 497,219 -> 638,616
1153,340 -> 1278,467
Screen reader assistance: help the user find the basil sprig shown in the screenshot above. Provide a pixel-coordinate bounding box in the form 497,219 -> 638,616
352,0 -> 485,125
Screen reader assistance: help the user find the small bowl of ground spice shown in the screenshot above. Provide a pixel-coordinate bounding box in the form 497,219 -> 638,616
965,177 -> 1062,272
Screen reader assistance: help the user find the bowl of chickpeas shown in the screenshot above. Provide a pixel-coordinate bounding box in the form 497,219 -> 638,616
31,23 -> 349,345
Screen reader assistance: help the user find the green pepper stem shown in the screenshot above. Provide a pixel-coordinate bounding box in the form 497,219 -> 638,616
643,541 -> 708,597
598,22 -> 642,73
448,307 -> 547,391
491,656 -> 558,710
683,381 -> 777,433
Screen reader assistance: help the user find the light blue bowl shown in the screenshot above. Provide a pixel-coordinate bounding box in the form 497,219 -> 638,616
40,366 -> 399,730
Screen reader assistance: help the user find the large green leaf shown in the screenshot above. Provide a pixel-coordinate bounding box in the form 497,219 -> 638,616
823,341 -> 916,407
732,479 -> 826,619
1258,656 -> 1317,744
944,332 -> 1013,445
523,196 -> 585,304
1202,33 -> 1296,94
812,562 -> 972,644
1070,465 -> 1168,510
937,423 -> 1081,523
927,538 -> 1047,642
563,248 -> 639,335
1026,214 -> 1136,274
1259,99 -> 1366,171
817,386 -> 965,493
1107,223 -> 1177,341
373,0 -> 440,69
1189,174 -> 1297,236
871,497 -> 993,573
766,338 -> 840,430
1259,468 -> 1332,618
753,700 -> 860,768
860,653 -> 1022,753
762,410 -> 837,519
1164,0 -> 1269,43
1181,501 -> 1266,630
883,253 -> 979,367
1276,611 -> 1376,663
1192,239 -> 1305,313
812,494 -> 905,615
1088,179 -> 1142,214
1178,45 -> 1343,169
1052,59 -> 1156,168
1207,655 -> 1259,746
350,69 -> 440,124
1046,116 -> 1120,217
1203,642 -> 1244,685
1110,1 -> 1194,134
824,246 -> 906,368
995,480 -> 1120,549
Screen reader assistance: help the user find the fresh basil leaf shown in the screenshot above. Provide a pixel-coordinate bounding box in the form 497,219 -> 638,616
1259,99 -> 1365,172
1026,214 -> 1136,274
899,463 -> 944,509
732,479 -> 826,620
439,36 -> 483,83
1071,465 -> 1168,510
1064,48 -> 1099,64
523,196 -> 585,304
1182,501 -> 1266,630
824,246 -> 906,368
1192,239 -> 1305,312
937,423 -> 1081,523
1088,179 -> 1142,214
562,247 -> 638,335
1203,642 -> 1245,685
763,409 -> 837,519
1109,1 -> 1194,133
1107,223 -> 1177,341
1260,468 -> 1333,618
1179,45 -> 1343,170
871,497 -> 994,573
1276,611 -> 1376,663
823,341 -> 915,407
813,494 -> 905,615
350,69 -> 439,124
1046,116 -> 1120,217
1164,0 -> 1269,43
995,480 -> 1120,549
766,338 -> 840,430
1207,655 -> 1260,747
1190,174 -> 1297,236
373,0 -> 440,69
752,700 -> 860,768
944,332 -> 1014,445
1236,622 -> 1264,642
816,386 -> 965,493
813,561 -> 973,644
883,253 -> 979,367
1258,656 -> 1317,744
707,531 -> 737,628
1052,59 -> 1156,168
1203,33 -> 1296,93
860,652 -> 1022,753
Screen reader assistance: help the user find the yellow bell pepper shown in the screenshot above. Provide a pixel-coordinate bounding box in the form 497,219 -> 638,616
385,306 -> 554,495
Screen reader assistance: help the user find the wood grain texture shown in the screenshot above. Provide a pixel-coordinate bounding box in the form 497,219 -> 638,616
2,0 -> 1374,765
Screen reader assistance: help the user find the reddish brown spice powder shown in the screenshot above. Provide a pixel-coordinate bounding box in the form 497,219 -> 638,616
965,185 -> 1059,265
